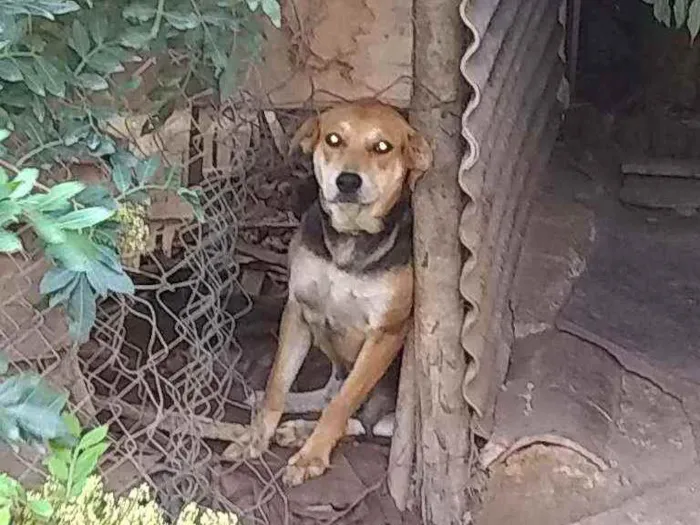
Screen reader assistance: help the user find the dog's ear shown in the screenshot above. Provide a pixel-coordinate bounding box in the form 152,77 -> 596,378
405,131 -> 433,190
289,115 -> 320,156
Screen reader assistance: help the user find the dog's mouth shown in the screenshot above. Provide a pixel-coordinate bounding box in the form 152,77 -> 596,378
333,193 -> 361,204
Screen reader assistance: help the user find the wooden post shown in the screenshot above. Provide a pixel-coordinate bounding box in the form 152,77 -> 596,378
388,0 -> 472,523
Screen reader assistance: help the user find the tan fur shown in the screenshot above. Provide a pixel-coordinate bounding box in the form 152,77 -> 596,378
223,101 -> 432,486
291,101 -> 433,234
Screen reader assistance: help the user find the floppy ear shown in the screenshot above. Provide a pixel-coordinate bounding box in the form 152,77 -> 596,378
289,115 -> 320,156
405,131 -> 433,190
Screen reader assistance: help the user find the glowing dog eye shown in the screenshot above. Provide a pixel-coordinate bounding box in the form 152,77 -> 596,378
325,133 -> 342,147
373,140 -> 393,154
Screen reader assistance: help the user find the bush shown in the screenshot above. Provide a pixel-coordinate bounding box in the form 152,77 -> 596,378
0,0 -> 280,343
644,0 -> 700,41
0,403 -> 238,524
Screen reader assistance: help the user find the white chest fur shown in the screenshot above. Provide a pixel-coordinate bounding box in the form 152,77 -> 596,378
289,246 -> 391,332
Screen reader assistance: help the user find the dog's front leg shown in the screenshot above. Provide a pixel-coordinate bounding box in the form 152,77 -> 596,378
223,299 -> 311,461
282,325 -> 406,486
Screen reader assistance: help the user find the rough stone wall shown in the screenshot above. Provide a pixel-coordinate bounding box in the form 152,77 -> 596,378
245,0 -> 413,108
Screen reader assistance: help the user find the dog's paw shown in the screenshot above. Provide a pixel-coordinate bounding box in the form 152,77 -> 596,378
283,447 -> 331,486
274,419 -> 316,448
222,423 -> 270,462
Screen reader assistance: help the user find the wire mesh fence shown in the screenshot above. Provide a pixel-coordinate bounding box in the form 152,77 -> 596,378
0,91 -> 308,521
0,1 -> 421,522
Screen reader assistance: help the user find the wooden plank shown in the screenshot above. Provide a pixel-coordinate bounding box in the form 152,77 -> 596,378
621,157 -> 700,178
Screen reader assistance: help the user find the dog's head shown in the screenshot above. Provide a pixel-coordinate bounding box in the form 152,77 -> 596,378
290,101 -> 432,234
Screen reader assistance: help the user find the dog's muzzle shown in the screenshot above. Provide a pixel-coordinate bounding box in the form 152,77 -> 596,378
335,172 -> 362,202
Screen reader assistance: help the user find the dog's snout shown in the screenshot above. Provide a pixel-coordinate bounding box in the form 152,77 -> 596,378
336,172 -> 362,194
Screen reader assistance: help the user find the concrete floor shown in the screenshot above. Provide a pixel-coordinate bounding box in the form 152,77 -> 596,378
475,132 -> 700,525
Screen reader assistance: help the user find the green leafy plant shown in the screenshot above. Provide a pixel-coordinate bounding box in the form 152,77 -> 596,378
0,0 -> 280,343
44,414 -> 109,500
644,0 -> 700,42
0,0 -> 279,162
0,412 -> 239,524
0,354 -> 73,452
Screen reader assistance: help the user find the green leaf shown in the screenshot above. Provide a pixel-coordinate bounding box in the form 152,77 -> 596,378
690,0 -> 700,41
75,184 -> 117,210
135,156 -> 159,184
122,3 -> 156,22
0,200 -> 21,225
164,11 -> 200,30
654,0 -> 672,26
0,59 -> 22,82
76,73 -> 109,91
0,373 -> 70,445
95,244 -> 122,272
246,0 -> 261,10
28,499 -> 53,519
61,412 -> 81,437
15,61 -> 45,97
0,129 -> 10,143
26,211 -> 67,244
40,267 -> 77,295
87,12 -> 108,44
54,207 -> 114,230
676,0 -> 689,27
31,95 -> 46,123
66,274 -> 96,343
0,230 -> 22,253
77,424 -> 108,452
87,50 -> 126,74
70,442 -> 108,496
0,506 -> 9,525
85,259 -> 134,296
9,168 -> 39,200
46,455 -> 69,480
44,232 -> 99,271
261,0 -> 282,28
119,28 -> 152,49
110,162 -> 132,192
0,474 -> 19,499
69,19 -> 91,57
31,1 -> 80,16
48,276 -> 78,308
219,56 -> 239,100
34,57 -> 66,98
38,181 -> 86,212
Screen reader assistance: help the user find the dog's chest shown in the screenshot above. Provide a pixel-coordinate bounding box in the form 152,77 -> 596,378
290,247 -> 389,332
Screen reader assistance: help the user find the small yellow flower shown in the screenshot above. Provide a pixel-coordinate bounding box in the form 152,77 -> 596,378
116,202 -> 149,264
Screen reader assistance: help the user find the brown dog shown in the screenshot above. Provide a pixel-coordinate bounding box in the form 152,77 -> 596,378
224,101 -> 432,486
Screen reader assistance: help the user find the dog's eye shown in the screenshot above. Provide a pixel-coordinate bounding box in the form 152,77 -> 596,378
373,140 -> 393,154
325,133 -> 343,147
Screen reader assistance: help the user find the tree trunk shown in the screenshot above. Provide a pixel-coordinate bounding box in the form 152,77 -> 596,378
388,1 -> 472,523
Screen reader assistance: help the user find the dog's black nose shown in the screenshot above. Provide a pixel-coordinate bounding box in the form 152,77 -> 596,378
336,172 -> 362,193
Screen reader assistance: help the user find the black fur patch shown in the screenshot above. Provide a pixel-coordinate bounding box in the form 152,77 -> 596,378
299,196 -> 412,274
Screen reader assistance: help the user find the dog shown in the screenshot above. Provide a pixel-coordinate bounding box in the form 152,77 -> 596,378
224,100 -> 432,486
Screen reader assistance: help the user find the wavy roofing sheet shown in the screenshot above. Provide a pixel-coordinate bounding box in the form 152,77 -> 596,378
459,0 -> 567,434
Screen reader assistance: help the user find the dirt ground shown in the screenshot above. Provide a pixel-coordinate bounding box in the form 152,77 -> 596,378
475,105 -> 700,525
